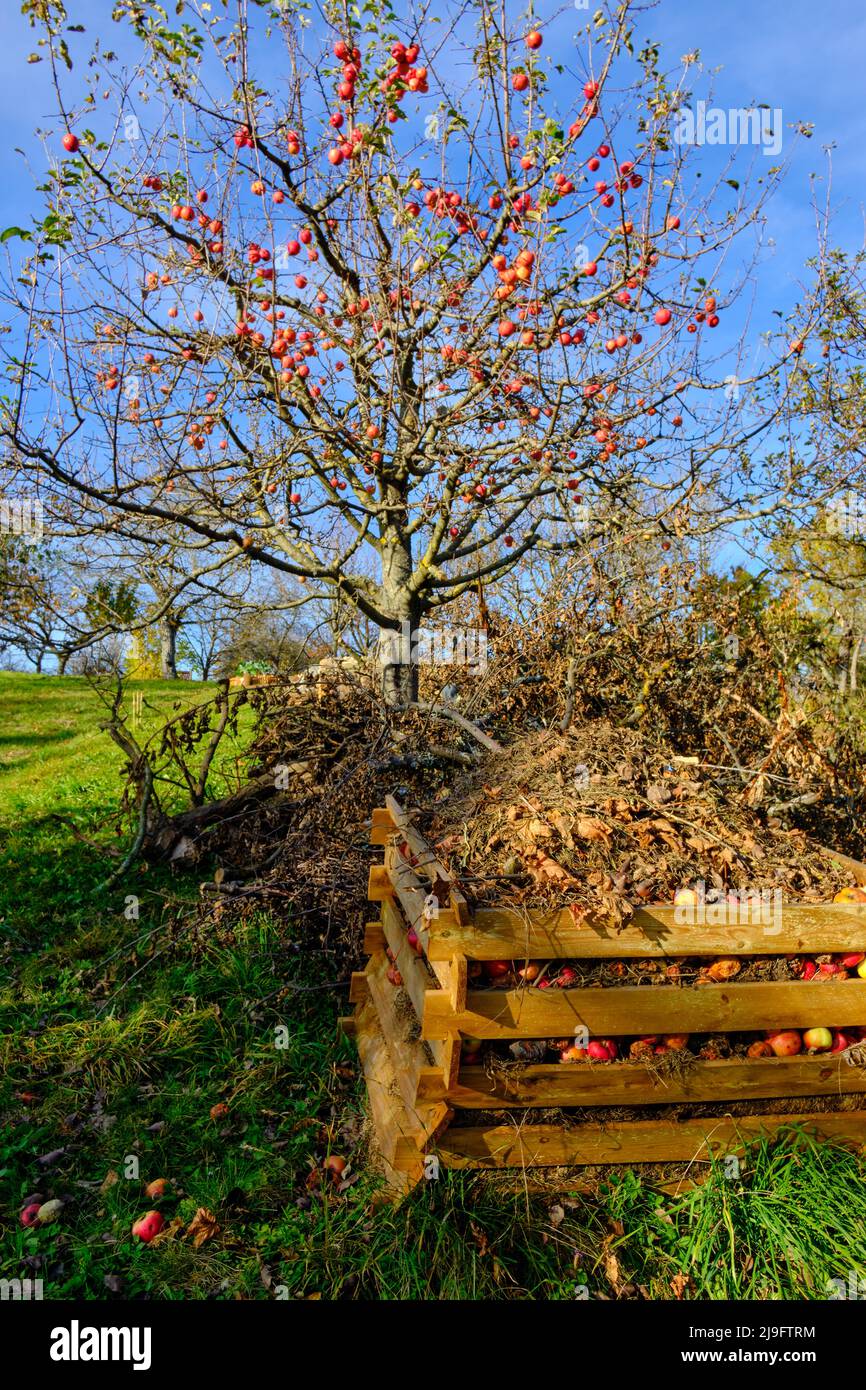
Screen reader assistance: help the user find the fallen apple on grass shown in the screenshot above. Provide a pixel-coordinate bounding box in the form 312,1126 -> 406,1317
322,1155 -> 348,1184
132,1211 -> 165,1243
20,1202 -> 42,1227
833,887 -> 866,903
144,1178 -> 169,1199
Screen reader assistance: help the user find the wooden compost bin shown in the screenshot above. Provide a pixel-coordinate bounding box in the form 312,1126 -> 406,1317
342,797 -> 866,1195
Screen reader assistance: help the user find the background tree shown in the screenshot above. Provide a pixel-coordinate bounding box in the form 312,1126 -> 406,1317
3,0 -> 808,702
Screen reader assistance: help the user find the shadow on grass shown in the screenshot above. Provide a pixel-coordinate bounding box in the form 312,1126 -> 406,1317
0,730 -> 79,748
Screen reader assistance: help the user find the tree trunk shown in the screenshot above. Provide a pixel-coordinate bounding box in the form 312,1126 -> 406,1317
850,635 -> 862,695
161,618 -> 179,679
379,514 -> 419,708
57,652 -> 68,676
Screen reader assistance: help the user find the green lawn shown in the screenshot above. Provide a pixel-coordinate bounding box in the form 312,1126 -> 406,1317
3,673 -> 866,1300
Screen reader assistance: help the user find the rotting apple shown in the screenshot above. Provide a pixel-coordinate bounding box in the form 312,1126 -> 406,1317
322,1155 -> 347,1184
132,1211 -> 164,1243
833,887 -> 866,903
766,1030 -> 802,1057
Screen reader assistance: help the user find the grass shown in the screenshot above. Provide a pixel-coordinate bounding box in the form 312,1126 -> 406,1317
3,672 -> 866,1300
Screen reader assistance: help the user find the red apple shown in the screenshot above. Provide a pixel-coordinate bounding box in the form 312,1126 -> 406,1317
132,1211 -> 164,1243
766,1030 -> 802,1057
485,960 -> 511,979
62,132 -> 79,153
322,1155 -> 347,1184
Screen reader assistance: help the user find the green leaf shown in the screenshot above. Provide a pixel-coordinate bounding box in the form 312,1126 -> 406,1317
0,227 -> 33,244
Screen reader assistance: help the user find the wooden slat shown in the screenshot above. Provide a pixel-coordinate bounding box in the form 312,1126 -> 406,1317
417,1053 -> 866,1107
437,1112 -> 866,1169
425,902 -> 866,961
379,899 -> 438,1027
370,806 -> 396,847
449,954 -> 468,1013
384,796 -> 470,923
348,971 -> 369,1005
354,999 -> 427,1181
364,951 -> 451,1145
386,847 -> 459,943
363,920 -> 386,955
422,979 -> 866,1040
368,864 -> 394,902
818,844 -> 866,886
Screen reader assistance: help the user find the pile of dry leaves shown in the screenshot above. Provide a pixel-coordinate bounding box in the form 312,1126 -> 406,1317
424,722 -> 854,916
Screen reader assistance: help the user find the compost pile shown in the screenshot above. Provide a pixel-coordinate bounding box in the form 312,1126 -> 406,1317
422,720 -> 854,918
144,588 -> 866,975
187,673 -> 468,957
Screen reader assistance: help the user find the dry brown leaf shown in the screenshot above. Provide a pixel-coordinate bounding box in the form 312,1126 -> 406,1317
526,851 -> 578,886
574,815 -> 613,847
549,811 -> 575,847
99,1169 -> 119,1193
469,1220 -> 490,1256
603,1248 -> 621,1291
527,817 -> 552,841
186,1207 -> 220,1249
686,835 -> 715,853
704,957 -> 742,982
585,892 -> 635,929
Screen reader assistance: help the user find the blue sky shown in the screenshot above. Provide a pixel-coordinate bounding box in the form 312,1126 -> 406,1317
2,0 -> 863,393
3,0 -> 865,272
2,0 -> 864,607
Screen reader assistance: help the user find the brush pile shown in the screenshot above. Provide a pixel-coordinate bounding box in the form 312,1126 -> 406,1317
422,721 -> 854,918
